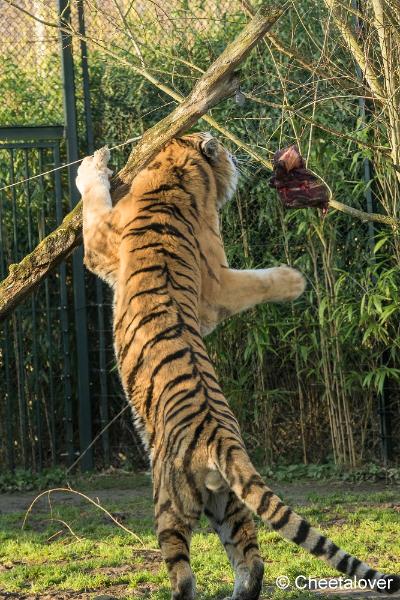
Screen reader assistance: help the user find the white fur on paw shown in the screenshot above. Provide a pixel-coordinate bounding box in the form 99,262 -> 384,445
76,146 -> 113,195
93,146 -> 111,170
269,266 -> 306,302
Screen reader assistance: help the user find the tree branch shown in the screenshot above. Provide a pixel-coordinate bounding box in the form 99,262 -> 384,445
322,0 -> 386,102
0,3 -> 284,321
240,0 -> 377,101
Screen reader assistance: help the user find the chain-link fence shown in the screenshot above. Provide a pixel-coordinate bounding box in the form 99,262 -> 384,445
0,1 -> 63,125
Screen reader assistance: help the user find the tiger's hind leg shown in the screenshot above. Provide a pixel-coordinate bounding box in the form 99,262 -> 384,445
154,481 -> 200,600
205,489 -> 264,600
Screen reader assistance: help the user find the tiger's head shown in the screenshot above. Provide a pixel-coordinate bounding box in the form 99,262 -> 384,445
131,132 -> 238,213
180,132 -> 238,209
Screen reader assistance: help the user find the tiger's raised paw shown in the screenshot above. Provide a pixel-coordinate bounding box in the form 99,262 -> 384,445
266,265 -> 306,302
76,146 -> 113,195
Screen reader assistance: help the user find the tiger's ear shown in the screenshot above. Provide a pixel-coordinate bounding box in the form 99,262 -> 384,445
200,137 -> 219,161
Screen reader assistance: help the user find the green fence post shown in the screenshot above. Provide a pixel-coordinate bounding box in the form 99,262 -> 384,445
58,0 -> 93,471
77,0 -> 111,468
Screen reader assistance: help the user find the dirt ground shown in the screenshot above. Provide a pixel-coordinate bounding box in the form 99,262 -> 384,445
1,583 -> 400,600
1,479 -> 398,515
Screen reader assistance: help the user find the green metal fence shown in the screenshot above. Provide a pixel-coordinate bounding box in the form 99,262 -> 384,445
0,1 -> 144,473
0,123 -> 145,472
0,126 -> 73,470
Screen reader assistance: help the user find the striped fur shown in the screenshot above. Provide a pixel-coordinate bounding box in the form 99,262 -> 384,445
77,136 -> 399,600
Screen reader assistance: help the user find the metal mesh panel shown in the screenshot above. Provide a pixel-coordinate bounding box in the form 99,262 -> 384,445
0,0 -> 63,126
82,0 -> 240,45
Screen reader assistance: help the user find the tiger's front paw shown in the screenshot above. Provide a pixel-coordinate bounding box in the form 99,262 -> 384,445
267,265 -> 306,302
76,146 -> 113,195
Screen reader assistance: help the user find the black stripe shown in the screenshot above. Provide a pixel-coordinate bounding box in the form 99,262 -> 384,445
216,438 -> 224,462
292,520 -> 310,545
125,322 -> 185,390
364,569 -> 377,583
199,247 -> 219,282
349,557 -> 361,577
160,371 -> 197,398
146,203 -> 195,236
225,505 -> 245,521
257,491 -> 273,516
165,553 -> 190,567
271,507 -> 292,530
164,405 -> 209,464
242,474 -> 264,499
128,283 -> 167,302
123,222 -> 196,252
206,424 -> 220,447
243,542 -> 259,556
189,157 -> 210,193
164,384 -> 203,424
163,380 -> 202,415
225,444 -> 242,466
132,204 -> 195,241
175,399 -> 208,430
182,415 -> 212,506
327,542 -> 340,559
126,225 -> 199,267
142,183 -> 181,195
146,160 -> 161,170
336,554 -> 350,574
118,305 -> 172,362
172,268 -> 197,287
167,270 -> 197,297
231,516 -> 248,539
182,183 -> 198,214
144,347 -> 191,415
209,408 -> 240,434
269,501 -> 284,519
165,401 -> 195,425
310,536 -> 326,556
155,499 -> 172,518
158,529 -> 189,552
157,247 -> 193,270
124,322 -> 184,378
150,375 -> 198,450
129,241 -> 163,254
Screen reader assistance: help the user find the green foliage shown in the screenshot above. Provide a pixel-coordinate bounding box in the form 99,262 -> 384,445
262,462 -> 400,484
85,15 -> 400,467
0,55 -> 63,126
0,468 -> 66,493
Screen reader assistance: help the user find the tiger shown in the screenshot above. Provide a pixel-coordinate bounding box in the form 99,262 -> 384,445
76,134 -> 399,600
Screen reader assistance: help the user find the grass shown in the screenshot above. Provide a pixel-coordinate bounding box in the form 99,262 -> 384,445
0,474 -> 399,599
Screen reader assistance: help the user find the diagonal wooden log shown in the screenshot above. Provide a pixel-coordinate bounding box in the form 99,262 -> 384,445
0,5 -> 284,321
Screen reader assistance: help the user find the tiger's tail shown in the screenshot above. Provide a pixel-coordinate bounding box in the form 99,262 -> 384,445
214,445 -> 400,594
